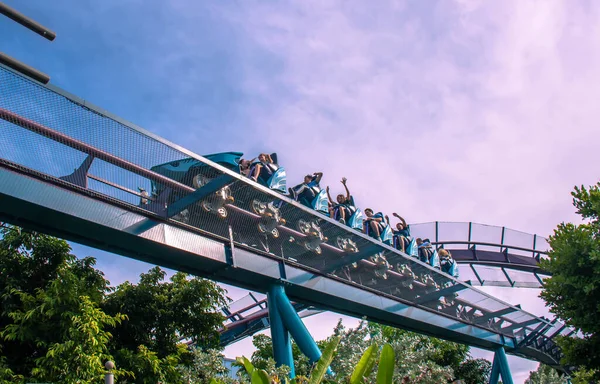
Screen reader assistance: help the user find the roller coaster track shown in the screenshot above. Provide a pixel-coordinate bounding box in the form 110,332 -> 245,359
0,64 -> 577,375
409,222 -> 550,289
218,223 -> 552,345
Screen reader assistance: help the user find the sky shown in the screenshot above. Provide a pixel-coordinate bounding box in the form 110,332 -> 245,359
2,0 -> 599,382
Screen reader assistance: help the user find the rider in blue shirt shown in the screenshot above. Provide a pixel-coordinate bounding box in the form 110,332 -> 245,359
364,208 -> 386,239
326,177 -> 356,224
386,212 -> 411,252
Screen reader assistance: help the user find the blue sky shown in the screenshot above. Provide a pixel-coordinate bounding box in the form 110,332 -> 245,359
2,0 -> 599,382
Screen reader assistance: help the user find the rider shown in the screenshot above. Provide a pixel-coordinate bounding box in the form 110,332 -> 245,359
417,238 -> 434,264
239,158 -> 255,177
439,249 -> 455,274
289,172 -> 323,206
326,177 -> 355,224
364,208 -> 387,239
385,213 -> 411,252
249,153 -> 279,185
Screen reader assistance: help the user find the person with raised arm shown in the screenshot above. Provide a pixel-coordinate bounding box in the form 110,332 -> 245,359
326,177 -> 355,224
385,212 -> 411,252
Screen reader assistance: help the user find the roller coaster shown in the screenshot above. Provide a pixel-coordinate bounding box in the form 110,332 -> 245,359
218,221 -> 552,346
0,63 -> 577,383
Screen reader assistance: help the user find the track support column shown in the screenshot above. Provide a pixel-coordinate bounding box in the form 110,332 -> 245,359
267,285 -> 295,378
488,347 -> 514,384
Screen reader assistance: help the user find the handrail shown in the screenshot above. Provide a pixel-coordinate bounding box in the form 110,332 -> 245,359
0,107 -> 195,194
432,240 -> 548,255
223,298 -> 267,320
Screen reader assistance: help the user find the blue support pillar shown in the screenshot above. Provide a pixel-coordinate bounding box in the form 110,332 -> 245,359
273,286 -> 322,363
489,352 -> 500,384
267,285 -> 295,378
270,285 -> 333,376
488,347 -> 514,384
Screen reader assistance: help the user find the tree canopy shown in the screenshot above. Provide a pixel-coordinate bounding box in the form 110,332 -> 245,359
540,182 -> 600,380
0,224 -> 229,383
525,364 -> 569,384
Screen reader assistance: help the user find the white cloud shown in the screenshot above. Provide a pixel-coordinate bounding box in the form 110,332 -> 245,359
201,0 -> 600,380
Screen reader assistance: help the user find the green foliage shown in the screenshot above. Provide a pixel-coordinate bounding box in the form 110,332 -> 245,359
103,266 -> 228,383
525,364 -> 569,384
247,319 -> 484,384
0,224 -> 229,383
179,347 -> 233,384
455,358 -> 492,384
309,336 -> 340,384
540,182 -> 600,377
349,344 -> 377,384
375,344 -> 394,384
249,334 -> 312,377
238,337 -> 401,384
0,226 -> 117,382
103,266 -> 228,356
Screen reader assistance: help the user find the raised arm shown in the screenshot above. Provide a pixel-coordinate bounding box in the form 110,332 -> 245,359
313,172 -> 323,184
393,212 -> 407,227
326,186 -> 334,204
341,177 -> 350,200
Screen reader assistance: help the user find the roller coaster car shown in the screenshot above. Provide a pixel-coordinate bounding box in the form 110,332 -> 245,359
406,238 -> 418,258
440,257 -> 459,278
150,152 -> 242,187
252,153 -> 288,193
418,243 -> 440,268
295,188 -> 330,215
364,221 -> 394,245
394,236 -> 418,258
332,202 -> 364,231
149,152 -> 242,207
294,219 -> 328,254
252,200 -> 286,238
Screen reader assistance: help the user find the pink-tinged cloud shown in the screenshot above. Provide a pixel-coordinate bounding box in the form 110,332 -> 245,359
202,1 -> 599,381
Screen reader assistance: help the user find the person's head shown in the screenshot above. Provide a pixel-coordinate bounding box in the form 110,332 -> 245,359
304,175 -> 312,184
336,194 -> 346,204
416,238 -> 423,246
438,249 -> 449,258
258,153 -> 270,163
239,159 -> 251,169
396,222 -> 405,231
365,208 -> 374,217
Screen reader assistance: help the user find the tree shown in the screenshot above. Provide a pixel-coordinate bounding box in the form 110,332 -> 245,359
540,182 -> 600,379
0,225 -> 117,381
455,358 -> 492,384
525,364 -> 568,384
178,347 -> 236,384
0,225 -> 230,383
102,266 -> 228,383
249,334 -> 313,378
